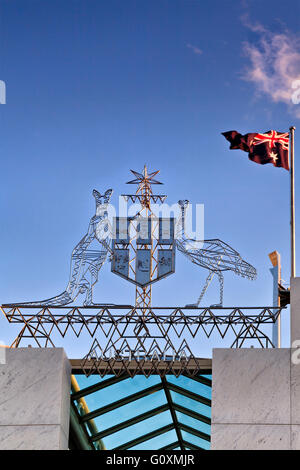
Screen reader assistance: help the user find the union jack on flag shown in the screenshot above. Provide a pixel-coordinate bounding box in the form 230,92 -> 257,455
252,131 -> 289,150
222,129 -> 290,170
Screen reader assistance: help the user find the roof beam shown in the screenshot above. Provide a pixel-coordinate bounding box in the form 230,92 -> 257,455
166,382 -> 211,407
69,405 -> 94,450
182,440 -> 205,451
113,423 -> 175,450
161,377 -> 185,451
72,372 -> 129,401
159,441 -> 180,450
183,373 -> 212,387
80,382 -> 163,422
179,423 -> 210,442
172,403 -> 211,425
90,404 -> 170,441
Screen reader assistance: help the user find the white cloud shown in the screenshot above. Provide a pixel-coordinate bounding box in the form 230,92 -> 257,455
241,17 -> 300,118
186,43 -> 203,55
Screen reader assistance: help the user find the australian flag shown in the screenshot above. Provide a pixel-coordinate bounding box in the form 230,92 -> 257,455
222,130 -> 290,171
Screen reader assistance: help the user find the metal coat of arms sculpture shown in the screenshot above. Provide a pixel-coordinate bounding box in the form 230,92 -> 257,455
0,166 -> 285,377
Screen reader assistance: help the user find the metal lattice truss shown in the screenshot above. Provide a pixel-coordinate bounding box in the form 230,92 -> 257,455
81,338 -> 203,378
121,194 -> 167,204
0,305 -> 285,377
176,200 -> 257,307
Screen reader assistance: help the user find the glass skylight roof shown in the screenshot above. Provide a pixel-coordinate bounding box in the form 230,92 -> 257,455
70,372 -> 211,450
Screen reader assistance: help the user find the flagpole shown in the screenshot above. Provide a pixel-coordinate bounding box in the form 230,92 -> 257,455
290,126 -> 296,278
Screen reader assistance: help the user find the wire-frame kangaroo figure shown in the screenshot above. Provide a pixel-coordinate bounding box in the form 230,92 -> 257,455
18,189 -> 113,306
176,200 -> 257,306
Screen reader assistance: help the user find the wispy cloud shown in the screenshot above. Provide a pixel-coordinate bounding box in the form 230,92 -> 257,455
186,43 -> 203,55
241,13 -> 267,34
241,15 -> 300,118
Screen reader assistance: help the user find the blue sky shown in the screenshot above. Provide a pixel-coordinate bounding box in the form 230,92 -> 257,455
1,0 -> 300,355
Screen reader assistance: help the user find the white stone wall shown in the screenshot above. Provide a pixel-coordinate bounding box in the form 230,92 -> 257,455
0,348 -> 71,450
211,348 -> 300,450
291,277 -> 300,345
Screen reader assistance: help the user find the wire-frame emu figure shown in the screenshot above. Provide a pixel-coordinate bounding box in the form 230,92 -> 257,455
176,200 -> 257,306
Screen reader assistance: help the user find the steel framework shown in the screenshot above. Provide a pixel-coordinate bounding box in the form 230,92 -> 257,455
70,371 -> 212,450
121,166 -> 172,310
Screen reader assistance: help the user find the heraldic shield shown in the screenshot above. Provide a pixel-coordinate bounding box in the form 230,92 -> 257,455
111,216 -> 175,287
